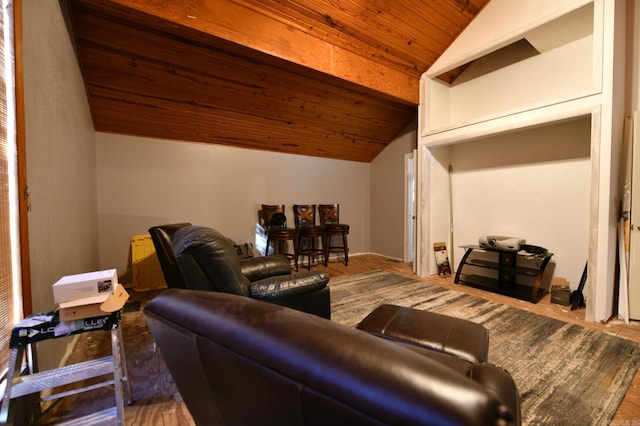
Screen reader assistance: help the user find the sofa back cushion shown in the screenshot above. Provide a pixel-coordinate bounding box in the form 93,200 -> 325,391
144,289 -> 516,426
172,226 -> 250,296
148,223 -> 192,289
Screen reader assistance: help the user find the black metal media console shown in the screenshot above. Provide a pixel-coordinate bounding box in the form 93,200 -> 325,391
454,245 -> 553,303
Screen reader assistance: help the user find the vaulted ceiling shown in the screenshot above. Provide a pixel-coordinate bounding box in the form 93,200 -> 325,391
66,0 -> 489,162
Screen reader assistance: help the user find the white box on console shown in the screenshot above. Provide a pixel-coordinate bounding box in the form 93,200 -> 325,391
53,269 -> 117,304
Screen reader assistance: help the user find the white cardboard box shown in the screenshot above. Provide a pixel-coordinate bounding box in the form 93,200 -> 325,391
58,283 -> 129,321
53,269 -> 117,304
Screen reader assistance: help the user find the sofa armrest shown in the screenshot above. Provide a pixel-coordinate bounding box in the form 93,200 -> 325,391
469,363 -> 521,426
240,255 -> 292,282
249,271 -> 329,300
356,304 -> 489,364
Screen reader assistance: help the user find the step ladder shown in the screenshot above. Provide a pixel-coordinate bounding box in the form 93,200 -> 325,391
0,313 -> 132,425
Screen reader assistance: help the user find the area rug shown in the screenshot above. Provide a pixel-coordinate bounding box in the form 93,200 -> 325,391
329,270 -> 640,426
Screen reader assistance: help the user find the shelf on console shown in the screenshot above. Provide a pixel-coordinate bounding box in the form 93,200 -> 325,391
455,245 -> 553,303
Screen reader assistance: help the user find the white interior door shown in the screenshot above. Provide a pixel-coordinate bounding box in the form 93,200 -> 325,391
405,150 -> 416,267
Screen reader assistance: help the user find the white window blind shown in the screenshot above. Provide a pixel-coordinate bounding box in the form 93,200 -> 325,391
0,0 -> 20,371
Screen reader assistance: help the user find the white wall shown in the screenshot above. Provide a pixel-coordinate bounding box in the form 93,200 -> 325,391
450,118 -> 591,287
370,121 -> 417,259
96,134 -> 370,277
22,1 -> 98,369
623,0 -> 640,319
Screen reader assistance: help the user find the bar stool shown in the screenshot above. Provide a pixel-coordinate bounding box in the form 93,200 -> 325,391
318,204 -> 349,266
260,204 -> 298,271
293,204 -> 324,270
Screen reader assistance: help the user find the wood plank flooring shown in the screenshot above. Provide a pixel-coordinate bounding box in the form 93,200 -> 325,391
41,254 -> 640,425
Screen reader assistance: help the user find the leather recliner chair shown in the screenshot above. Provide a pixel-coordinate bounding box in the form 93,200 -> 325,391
144,289 -> 521,426
148,223 -> 331,319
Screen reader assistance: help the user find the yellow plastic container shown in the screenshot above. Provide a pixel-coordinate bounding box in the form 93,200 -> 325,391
131,234 -> 167,291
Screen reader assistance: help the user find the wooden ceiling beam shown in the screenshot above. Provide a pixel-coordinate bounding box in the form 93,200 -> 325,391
106,0 -> 419,105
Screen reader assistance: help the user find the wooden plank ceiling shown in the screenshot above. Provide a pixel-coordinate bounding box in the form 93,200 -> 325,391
67,0 -> 488,162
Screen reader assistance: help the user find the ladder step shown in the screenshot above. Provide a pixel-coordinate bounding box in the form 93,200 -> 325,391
53,406 -> 118,426
9,356 -> 114,399
41,378 -> 115,402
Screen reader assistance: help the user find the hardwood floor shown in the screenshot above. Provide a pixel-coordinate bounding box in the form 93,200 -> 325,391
42,254 -> 640,425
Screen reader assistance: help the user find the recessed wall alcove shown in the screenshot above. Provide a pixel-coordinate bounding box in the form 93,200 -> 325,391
448,117 -> 591,289
417,0 -> 627,322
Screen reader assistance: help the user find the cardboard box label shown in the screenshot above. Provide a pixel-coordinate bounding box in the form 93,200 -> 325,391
10,311 -> 121,348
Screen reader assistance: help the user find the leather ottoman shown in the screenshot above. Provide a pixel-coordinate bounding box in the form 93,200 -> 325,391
355,304 -> 489,364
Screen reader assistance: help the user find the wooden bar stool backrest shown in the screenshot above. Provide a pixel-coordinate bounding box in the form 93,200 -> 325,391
293,204 -> 316,227
261,204 -> 286,229
318,204 -> 340,225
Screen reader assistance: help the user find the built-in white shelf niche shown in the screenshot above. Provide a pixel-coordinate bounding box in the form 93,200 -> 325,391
417,0 -> 627,323
421,0 -> 601,144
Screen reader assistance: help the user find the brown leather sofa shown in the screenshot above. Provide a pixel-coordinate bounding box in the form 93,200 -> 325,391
148,223 -> 331,318
144,289 -> 521,425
